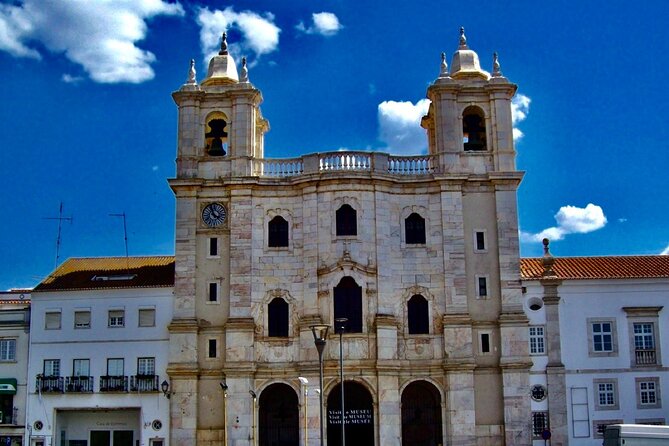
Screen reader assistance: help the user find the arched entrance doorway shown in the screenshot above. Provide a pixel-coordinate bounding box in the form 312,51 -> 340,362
401,380 -> 443,446
259,383 -> 299,446
327,381 -> 374,446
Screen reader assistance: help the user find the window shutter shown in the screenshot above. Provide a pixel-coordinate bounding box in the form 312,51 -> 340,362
75,311 -> 91,328
45,312 -> 61,329
139,309 -> 155,327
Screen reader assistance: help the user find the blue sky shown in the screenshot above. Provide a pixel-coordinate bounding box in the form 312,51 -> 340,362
1,0 -> 668,290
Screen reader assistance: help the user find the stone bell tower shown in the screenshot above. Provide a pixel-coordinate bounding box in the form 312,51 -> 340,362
421,28 -> 531,445
168,33 -> 269,446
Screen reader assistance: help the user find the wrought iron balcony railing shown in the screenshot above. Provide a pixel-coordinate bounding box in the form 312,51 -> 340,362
130,374 -> 159,392
36,376 -> 64,393
65,376 -> 94,393
99,375 -> 128,392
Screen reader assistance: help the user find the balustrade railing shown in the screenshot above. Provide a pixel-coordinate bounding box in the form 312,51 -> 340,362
635,349 -> 657,365
253,152 -> 437,178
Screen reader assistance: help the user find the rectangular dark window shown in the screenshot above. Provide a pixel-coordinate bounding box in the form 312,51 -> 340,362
208,339 -> 217,358
405,213 -> 426,244
268,216 -> 289,247
209,238 -> 218,256
477,277 -> 488,297
208,283 -> 218,302
475,231 -> 486,251
532,412 -> 548,437
481,333 -> 490,353
336,204 -> 357,236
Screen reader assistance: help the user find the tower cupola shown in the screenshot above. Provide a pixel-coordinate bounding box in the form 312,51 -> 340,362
202,33 -> 239,86
449,27 -> 489,80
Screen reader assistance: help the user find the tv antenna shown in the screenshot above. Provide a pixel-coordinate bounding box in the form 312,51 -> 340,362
43,202 -> 73,268
109,212 -> 130,272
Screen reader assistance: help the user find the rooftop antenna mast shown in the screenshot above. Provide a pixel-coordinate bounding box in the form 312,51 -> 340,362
109,212 -> 130,272
43,202 -> 73,269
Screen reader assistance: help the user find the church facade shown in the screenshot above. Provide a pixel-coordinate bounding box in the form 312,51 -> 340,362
167,29 -> 532,446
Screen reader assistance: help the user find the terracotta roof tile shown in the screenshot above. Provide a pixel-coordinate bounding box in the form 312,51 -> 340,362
520,256 -> 669,280
35,256 -> 175,291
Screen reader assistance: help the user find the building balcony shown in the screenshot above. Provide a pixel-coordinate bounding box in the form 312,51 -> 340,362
65,376 -> 94,393
36,376 -> 64,393
99,375 -> 128,392
130,374 -> 159,392
635,349 -> 657,366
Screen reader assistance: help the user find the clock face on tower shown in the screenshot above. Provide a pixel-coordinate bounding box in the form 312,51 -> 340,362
202,203 -> 227,227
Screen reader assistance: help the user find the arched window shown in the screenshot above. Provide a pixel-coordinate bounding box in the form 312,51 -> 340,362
336,204 -> 357,236
205,113 -> 229,156
462,106 -> 486,151
259,383 -> 299,445
334,277 -> 362,333
405,213 -> 426,244
268,298 -> 289,337
408,295 -> 429,334
268,216 -> 289,247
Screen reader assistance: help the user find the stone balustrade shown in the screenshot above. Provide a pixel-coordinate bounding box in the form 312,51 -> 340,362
253,152 -> 438,178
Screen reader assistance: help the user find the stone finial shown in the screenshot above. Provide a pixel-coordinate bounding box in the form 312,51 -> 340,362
492,52 -> 502,77
219,32 -> 228,55
240,56 -> 249,82
459,26 -> 468,48
541,238 -> 557,278
186,59 -> 197,85
439,52 -> 449,77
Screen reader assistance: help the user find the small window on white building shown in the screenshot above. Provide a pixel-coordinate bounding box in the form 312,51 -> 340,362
588,319 -> 618,357
44,359 -> 60,377
74,310 -> 91,329
532,412 -> 548,438
529,326 -> 545,355
0,339 -> 16,361
636,377 -> 661,409
45,311 -> 61,330
108,310 -> 125,327
73,359 -> 90,376
107,358 -> 124,376
594,379 -> 619,410
139,308 -> 155,327
138,357 -> 155,376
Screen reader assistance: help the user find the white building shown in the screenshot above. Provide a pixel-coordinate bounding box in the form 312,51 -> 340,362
27,257 -> 174,446
522,240 -> 669,446
0,290 -> 31,446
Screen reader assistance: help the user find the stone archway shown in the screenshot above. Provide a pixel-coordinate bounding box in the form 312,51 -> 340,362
401,380 -> 443,446
259,383 -> 299,446
327,381 -> 374,446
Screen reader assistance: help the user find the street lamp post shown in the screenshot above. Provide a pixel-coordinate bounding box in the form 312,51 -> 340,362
310,324 -> 330,446
249,390 -> 257,446
220,382 -> 228,446
335,318 -> 348,446
299,377 -> 309,446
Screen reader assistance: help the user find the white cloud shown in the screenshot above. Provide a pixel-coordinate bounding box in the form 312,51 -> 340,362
61,74 -> 83,84
377,99 -> 430,155
511,93 -> 531,141
0,0 -> 184,83
661,244 -> 669,255
296,12 -> 342,36
521,203 -> 607,243
197,7 -> 280,66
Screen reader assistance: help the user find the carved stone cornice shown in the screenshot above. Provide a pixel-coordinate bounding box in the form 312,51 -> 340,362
442,313 -> 472,327
168,318 -> 199,333
225,317 -> 255,331
374,314 -> 399,328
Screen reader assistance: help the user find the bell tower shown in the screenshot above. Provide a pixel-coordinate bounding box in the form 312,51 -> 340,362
168,33 -> 269,446
422,27 -> 517,174
172,33 -> 269,179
